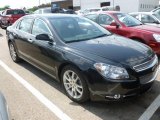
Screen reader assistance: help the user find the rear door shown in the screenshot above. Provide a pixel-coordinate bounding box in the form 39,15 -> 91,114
14,18 -> 34,61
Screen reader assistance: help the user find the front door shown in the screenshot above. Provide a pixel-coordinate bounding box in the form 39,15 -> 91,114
29,18 -> 57,77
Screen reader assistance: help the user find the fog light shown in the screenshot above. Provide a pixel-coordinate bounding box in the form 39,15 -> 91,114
105,94 -> 121,100
114,94 -> 121,99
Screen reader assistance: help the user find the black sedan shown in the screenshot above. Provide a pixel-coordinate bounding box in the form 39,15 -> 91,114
6,14 -> 159,102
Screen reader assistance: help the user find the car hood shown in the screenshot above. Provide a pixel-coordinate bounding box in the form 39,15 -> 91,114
68,35 -> 153,66
132,25 -> 160,33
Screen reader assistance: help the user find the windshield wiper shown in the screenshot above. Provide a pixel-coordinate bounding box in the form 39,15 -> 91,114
65,38 -> 92,43
65,34 -> 109,43
91,34 -> 109,39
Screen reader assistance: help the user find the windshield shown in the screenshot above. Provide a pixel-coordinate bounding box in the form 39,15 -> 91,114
114,13 -> 142,27
49,17 -> 111,43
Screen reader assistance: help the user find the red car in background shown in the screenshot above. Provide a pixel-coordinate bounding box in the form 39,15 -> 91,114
85,11 -> 160,55
0,9 -> 25,28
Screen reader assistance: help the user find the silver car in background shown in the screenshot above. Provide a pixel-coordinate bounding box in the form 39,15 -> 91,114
130,12 -> 160,27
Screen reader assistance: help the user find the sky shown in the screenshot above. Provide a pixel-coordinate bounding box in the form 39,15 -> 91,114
0,0 -> 51,9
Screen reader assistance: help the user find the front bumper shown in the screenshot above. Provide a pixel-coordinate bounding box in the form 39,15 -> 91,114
89,66 -> 159,101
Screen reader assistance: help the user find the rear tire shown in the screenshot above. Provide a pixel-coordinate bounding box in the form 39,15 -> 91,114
61,65 -> 89,103
9,42 -> 21,63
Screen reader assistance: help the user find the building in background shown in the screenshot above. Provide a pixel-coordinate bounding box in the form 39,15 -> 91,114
51,0 -> 73,9
75,0 -> 159,12
51,0 -> 159,12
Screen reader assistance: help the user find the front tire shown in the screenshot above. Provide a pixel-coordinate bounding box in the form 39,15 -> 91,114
61,65 -> 89,103
9,42 -> 21,63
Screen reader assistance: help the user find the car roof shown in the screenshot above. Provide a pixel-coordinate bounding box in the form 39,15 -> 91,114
85,11 -> 123,15
24,13 -> 79,19
130,12 -> 153,15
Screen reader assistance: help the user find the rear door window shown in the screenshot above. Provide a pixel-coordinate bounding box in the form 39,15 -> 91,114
18,18 -> 33,33
32,19 -> 51,36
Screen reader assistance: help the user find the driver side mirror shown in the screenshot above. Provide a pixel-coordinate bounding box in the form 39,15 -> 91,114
36,34 -> 53,41
110,22 -> 120,28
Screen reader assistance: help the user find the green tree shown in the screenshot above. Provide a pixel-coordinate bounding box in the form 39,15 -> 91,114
0,5 -> 10,11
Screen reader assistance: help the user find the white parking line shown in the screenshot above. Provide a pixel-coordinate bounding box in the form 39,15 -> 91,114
138,94 -> 160,120
0,60 -> 72,120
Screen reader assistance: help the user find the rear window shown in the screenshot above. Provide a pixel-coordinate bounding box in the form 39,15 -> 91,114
6,10 -> 25,15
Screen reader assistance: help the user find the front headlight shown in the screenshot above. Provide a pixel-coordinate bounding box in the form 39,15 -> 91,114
153,34 -> 160,42
94,63 -> 129,80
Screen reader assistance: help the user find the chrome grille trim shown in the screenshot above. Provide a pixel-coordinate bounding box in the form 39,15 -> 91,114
133,55 -> 158,72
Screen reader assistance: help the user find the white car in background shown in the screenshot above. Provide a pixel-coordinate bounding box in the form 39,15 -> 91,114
76,6 -> 114,16
130,12 -> 160,27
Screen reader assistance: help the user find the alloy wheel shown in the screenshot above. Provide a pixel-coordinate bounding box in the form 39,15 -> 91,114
63,70 -> 83,99
9,43 -> 17,61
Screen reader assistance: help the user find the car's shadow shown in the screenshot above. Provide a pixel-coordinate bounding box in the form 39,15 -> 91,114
17,61 -> 160,120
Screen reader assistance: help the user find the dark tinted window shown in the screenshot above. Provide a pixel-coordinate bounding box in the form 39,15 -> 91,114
102,8 -> 109,11
6,10 -> 25,15
18,18 -> 33,33
32,19 -> 51,36
98,14 -> 114,25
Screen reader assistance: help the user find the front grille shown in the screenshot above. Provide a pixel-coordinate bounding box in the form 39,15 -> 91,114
133,55 -> 158,72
